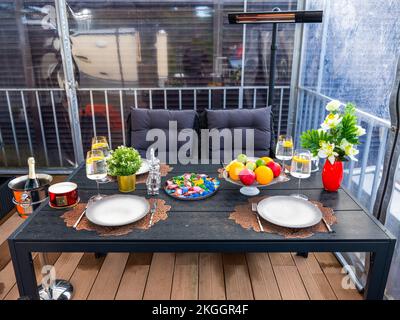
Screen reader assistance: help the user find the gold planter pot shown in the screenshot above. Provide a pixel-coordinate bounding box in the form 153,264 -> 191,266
117,174 -> 136,193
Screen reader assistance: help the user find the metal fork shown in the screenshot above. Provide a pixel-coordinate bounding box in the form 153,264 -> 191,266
251,202 -> 264,232
149,200 -> 157,227
312,203 -> 335,233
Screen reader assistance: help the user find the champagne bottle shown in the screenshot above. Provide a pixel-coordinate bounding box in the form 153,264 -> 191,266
24,157 -> 40,190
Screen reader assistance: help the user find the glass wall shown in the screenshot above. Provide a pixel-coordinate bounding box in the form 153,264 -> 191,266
297,0 -> 400,211
0,0 -> 297,169
296,0 -> 400,297
0,0 -> 75,168
245,0 -> 297,132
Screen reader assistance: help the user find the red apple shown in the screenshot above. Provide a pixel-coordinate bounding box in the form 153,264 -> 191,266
239,168 -> 256,186
267,161 -> 281,177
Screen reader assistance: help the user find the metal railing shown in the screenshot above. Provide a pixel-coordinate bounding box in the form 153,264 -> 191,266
0,85 -> 290,173
296,86 -> 391,212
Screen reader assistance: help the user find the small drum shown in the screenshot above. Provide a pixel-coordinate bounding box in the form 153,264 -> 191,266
48,182 -> 79,209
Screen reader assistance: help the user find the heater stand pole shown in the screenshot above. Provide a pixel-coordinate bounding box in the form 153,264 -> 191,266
268,21 -> 278,107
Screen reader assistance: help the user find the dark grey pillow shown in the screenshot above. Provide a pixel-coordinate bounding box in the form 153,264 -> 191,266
205,107 -> 273,158
129,108 -> 198,157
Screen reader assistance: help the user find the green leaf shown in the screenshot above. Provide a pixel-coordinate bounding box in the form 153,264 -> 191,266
300,129 -> 331,156
338,103 -> 359,145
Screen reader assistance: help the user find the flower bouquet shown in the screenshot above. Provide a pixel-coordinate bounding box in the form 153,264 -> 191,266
300,100 -> 365,191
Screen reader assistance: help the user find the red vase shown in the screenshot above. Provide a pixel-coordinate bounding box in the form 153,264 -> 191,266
322,160 -> 343,192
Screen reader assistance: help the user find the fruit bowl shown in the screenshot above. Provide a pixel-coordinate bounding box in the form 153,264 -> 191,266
222,156 -> 290,196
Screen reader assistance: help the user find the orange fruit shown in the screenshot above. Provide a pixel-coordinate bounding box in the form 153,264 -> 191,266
254,166 -> 274,185
260,156 -> 273,165
228,162 -> 245,181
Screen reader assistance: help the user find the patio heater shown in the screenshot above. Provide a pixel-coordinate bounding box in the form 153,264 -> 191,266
228,9 -> 323,107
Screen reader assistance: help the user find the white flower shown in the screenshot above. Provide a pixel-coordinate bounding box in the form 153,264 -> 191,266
356,125 -> 366,136
318,141 -> 338,165
339,138 -> 351,150
340,139 -> 359,161
326,100 -> 341,112
320,122 -> 330,132
320,113 -> 342,131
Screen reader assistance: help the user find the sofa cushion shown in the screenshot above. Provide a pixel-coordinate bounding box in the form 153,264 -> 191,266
205,107 -> 274,159
129,108 -> 198,158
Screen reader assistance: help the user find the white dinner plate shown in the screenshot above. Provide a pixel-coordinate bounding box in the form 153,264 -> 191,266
256,196 -> 322,228
136,159 -> 150,175
86,195 -> 150,227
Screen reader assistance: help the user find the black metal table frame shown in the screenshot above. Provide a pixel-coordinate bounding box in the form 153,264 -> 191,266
9,234 -> 395,300
8,165 -> 396,300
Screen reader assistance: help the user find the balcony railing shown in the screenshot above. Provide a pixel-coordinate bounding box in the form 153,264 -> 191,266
0,85 -> 290,172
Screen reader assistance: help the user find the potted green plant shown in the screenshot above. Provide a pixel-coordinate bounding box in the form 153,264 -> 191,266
107,146 -> 142,192
300,101 -> 365,192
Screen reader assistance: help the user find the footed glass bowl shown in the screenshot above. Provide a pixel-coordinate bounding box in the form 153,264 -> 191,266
222,170 -> 290,196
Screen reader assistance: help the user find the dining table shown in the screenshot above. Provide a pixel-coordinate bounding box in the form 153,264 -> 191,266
8,162 -> 395,300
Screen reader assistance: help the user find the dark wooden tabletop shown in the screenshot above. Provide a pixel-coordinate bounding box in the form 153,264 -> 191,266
10,163 -> 393,243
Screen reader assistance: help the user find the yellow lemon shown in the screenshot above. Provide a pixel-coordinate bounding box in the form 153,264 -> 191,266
86,156 -> 104,164
254,166 -> 274,185
92,142 -> 108,150
293,155 -> 311,165
260,156 -> 273,164
225,160 -> 237,172
283,140 -> 293,148
228,162 -> 245,181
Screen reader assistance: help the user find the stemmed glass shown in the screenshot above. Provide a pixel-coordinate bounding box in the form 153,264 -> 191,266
275,135 -> 294,174
86,150 -> 107,203
91,136 -> 111,183
290,149 -> 311,200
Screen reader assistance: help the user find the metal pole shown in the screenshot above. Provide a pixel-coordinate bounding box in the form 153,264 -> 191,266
55,0 -> 84,164
239,0 -> 247,109
268,20 -> 278,107
316,0 -> 330,92
287,0 -> 306,136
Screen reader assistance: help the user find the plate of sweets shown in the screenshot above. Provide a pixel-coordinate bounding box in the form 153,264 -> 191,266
164,173 -> 220,200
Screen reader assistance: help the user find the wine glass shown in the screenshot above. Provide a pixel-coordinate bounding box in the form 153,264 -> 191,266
275,135 -> 294,174
86,150 -> 107,203
91,136 -> 111,157
311,155 -> 320,172
290,149 -> 311,200
91,136 -> 111,183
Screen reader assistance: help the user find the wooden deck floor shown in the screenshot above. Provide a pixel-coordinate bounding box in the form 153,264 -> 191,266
0,176 -> 362,300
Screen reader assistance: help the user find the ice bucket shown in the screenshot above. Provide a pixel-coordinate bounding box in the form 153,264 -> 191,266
8,174 -> 53,218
